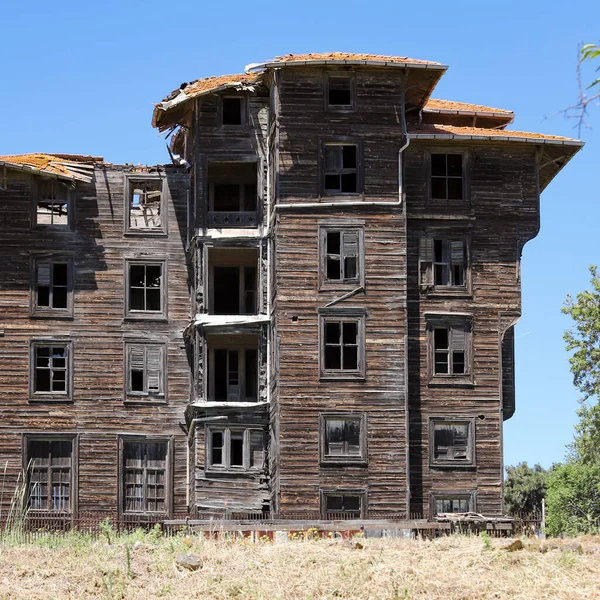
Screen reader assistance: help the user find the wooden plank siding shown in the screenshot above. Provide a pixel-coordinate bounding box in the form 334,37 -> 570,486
0,165 -> 192,516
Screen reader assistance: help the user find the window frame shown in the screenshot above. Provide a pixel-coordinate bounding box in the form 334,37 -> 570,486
205,426 -> 265,472
32,177 -> 73,229
318,308 -> 367,380
318,225 -> 365,290
320,488 -> 367,519
220,95 -> 247,128
29,339 -> 73,402
320,413 -> 367,465
426,149 -> 469,205
426,315 -> 473,385
429,417 -> 476,468
118,435 -> 173,517
23,433 -> 78,514
124,259 -> 168,321
123,340 -> 168,404
430,491 -> 476,517
30,256 -> 74,319
124,174 -> 168,236
320,139 -> 363,198
324,72 -> 356,112
419,235 -> 471,296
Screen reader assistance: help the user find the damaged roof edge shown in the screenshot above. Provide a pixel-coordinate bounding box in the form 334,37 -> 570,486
245,59 -> 448,72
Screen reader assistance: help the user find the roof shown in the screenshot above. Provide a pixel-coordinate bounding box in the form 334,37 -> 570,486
408,124 -> 583,146
246,52 -> 446,71
424,99 -> 514,117
0,153 -> 101,182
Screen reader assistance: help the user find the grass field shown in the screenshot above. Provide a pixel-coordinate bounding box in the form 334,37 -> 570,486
0,530 -> 599,599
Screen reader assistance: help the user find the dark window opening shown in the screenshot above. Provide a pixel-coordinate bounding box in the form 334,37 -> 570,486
34,345 -> 68,394
207,428 -> 264,471
209,343 -> 258,402
324,417 -> 362,459
28,439 -> 72,511
431,153 -> 463,200
434,497 -> 470,515
328,76 -> 352,107
245,349 -> 257,400
222,97 -> 243,126
325,230 -> 359,281
123,441 -> 168,513
208,162 -> 258,226
433,326 -> 468,376
129,179 -> 162,231
324,493 -> 362,518
212,264 -> 257,315
324,319 -> 359,371
324,145 -> 358,194
36,262 -> 68,309
129,264 -> 163,313
127,344 -> 164,398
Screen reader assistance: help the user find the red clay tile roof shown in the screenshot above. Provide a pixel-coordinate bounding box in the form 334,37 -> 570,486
424,99 -> 513,116
409,124 -> 583,145
248,52 -> 445,69
0,153 -> 101,181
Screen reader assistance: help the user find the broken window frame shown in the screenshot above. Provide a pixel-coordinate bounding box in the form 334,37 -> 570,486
429,417 -> 475,467
33,178 -> 72,228
325,73 -> 356,112
29,340 -> 73,401
430,491 -> 476,517
124,175 -> 167,235
124,342 -> 167,403
205,426 -> 265,472
320,489 -> 366,519
321,139 -> 362,197
206,343 -> 259,403
118,436 -> 172,516
31,257 -> 74,318
220,95 -> 247,128
419,236 -> 469,293
24,434 -> 77,514
320,413 -> 367,464
124,260 -> 167,320
426,316 -> 473,383
427,150 -> 468,203
318,308 -> 366,380
318,225 -> 365,289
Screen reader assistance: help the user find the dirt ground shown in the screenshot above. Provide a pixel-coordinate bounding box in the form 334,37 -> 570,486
0,532 -> 599,599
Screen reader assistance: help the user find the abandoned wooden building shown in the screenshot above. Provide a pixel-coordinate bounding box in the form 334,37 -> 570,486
0,53 -> 582,522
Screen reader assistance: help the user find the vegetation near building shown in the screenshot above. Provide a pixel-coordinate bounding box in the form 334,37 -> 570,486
0,52 -> 582,521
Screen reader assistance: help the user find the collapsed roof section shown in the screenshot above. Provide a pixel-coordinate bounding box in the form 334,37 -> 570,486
0,153 -> 102,183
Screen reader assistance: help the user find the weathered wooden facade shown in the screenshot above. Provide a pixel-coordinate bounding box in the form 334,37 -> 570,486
0,52 -> 582,521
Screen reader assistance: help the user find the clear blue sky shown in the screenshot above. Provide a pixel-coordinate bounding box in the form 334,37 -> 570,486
2,0 -> 598,469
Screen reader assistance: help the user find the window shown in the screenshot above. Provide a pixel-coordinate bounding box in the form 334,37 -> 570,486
206,427 -> 265,471
323,144 -> 359,195
430,418 -> 475,467
121,439 -> 170,514
211,266 -> 257,315
319,309 -> 366,379
321,491 -> 365,519
125,261 -> 166,319
32,259 -> 73,317
126,178 -> 165,233
430,153 -> 464,201
211,183 -> 257,212
35,179 -> 70,226
221,97 -> 244,126
30,341 -> 72,400
431,492 -> 475,516
125,343 -> 166,401
327,75 -> 354,110
419,238 -> 467,290
321,414 -> 366,463
426,318 -> 472,381
25,437 -> 75,512
320,227 -> 363,287
208,346 -> 258,402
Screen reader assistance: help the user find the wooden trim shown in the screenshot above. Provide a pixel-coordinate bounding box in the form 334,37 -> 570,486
319,412 -> 368,465
123,173 -> 168,236
428,416 -> 476,468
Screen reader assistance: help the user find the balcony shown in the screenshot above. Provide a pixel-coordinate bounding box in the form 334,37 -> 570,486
208,162 -> 258,228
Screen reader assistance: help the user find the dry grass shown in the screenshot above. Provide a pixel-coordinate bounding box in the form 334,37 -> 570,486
0,532 -> 599,599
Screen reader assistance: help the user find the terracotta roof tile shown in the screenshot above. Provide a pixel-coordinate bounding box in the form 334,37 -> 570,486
424,99 -> 513,116
409,124 -> 582,145
257,52 -> 443,67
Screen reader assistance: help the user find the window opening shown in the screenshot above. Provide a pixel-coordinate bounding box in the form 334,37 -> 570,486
432,421 -> 471,462
326,230 -> 359,281
222,97 -> 243,126
324,145 -> 358,194
37,180 -> 69,225
325,320 -> 359,371
431,153 -> 463,200
28,439 -> 72,511
328,76 -> 353,107
433,326 -> 467,375
127,345 -> 164,397
36,262 -> 68,309
123,441 -> 167,513
207,428 -> 264,470
324,493 -> 362,518
434,497 -> 470,515
129,264 -> 162,312
324,417 -> 362,458
129,180 -> 162,230
34,345 -> 68,393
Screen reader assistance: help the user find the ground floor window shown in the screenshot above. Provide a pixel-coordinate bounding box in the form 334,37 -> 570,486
321,490 -> 365,518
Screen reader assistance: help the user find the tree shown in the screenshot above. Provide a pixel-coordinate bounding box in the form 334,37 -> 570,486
546,461 -> 600,536
504,462 -> 548,516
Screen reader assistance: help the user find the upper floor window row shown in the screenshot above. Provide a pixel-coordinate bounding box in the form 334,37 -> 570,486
430,152 -> 465,202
